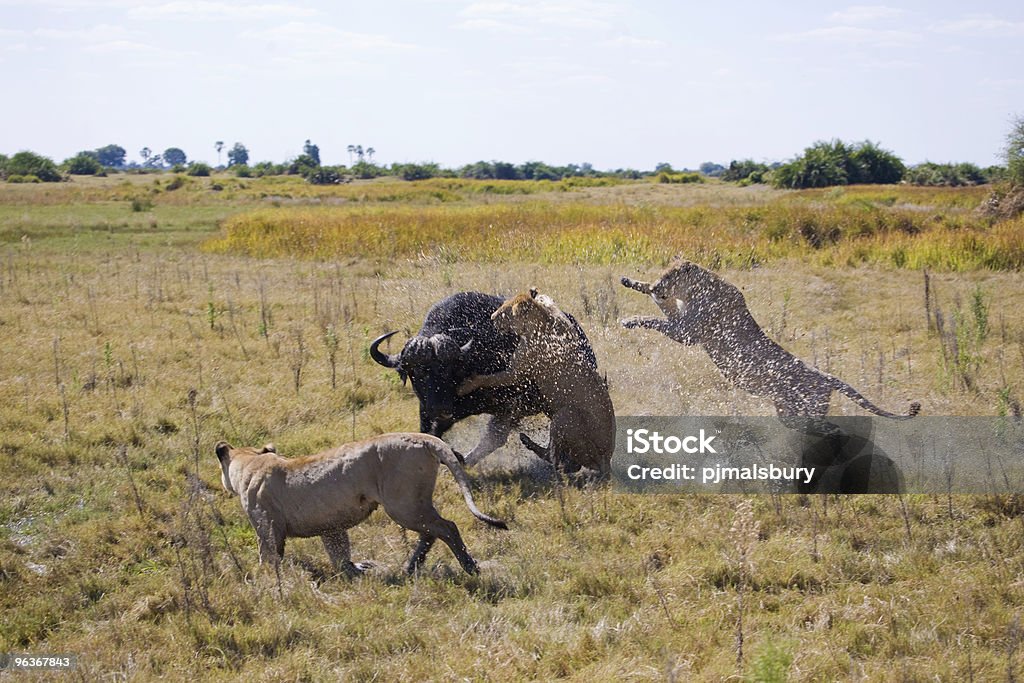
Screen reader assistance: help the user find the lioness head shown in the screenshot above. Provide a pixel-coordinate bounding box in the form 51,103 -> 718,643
652,260 -> 741,318
215,441 -> 275,495
491,288 -> 562,337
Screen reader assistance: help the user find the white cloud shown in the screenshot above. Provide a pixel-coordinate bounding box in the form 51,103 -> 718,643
246,22 -> 415,51
130,1 -> 316,21
458,0 -> 623,32
828,5 -> 905,24
774,25 -> 920,48
0,0 -> 157,8
504,57 -> 613,88
604,35 -> 663,49
931,15 -> 1024,37
980,76 -> 1024,88
33,24 -> 127,41
454,18 -> 531,34
84,39 -> 160,53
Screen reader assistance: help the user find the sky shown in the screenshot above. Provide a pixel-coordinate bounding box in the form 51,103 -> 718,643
1,0 -> 1022,170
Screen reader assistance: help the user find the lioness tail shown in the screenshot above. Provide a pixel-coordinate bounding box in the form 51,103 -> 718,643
831,377 -> 921,420
430,440 -> 508,530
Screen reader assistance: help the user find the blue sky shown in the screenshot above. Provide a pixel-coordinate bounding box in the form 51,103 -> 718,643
1,1 -> 1022,169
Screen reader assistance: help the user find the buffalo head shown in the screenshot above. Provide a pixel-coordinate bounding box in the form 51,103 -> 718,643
370,331 -> 473,433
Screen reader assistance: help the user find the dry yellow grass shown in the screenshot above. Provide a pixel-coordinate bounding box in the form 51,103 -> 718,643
1,176 -> 1023,681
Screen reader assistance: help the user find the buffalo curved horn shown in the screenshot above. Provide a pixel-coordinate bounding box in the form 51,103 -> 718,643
369,331 -> 401,368
460,339 -> 473,354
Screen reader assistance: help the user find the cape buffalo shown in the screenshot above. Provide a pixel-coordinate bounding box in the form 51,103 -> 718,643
370,291 -> 596,466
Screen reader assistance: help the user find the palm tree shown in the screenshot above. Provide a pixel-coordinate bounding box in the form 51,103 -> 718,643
366,147 -> 375,163
347,145 -> 356,165
140,147 -> 151,165
215,141 -> 224,167
355,145 -> 364,162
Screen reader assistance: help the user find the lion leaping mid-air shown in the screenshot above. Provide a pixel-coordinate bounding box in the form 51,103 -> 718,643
620,260 -> 921,420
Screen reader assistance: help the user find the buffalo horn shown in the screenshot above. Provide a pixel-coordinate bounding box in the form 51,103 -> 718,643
369,331 -> 401,368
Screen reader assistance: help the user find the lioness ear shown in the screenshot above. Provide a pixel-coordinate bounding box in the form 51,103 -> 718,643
215,441 -> 232,461
529,287 -> 538,299
260,443 -> 276,454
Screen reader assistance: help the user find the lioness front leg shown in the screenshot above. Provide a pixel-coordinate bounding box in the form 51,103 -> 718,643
250,507 -> 286,568
620,277 -> 652,295
621,316 -> 698,345
321,529 -> 365,578
457,370 -> 515,396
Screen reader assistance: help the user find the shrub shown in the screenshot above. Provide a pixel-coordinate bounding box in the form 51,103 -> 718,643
6,151 -> 62,182
657,171 -> 704,184
849,141 -> 905,184
233,164 -> 252,178
350,161 -> 384,179
252,161 -> 287,177
287,154 -> 319,176
64,152 -> 103,175
905,162 -> 988,187
304,167 -> 342,185
187,162 -> 212,177
130,197 -> 154,212
7,174 -> 41,183
1006,114 -> 1024,186
773,140 -> 905,189
394,162 -> 440,181
165,175 -> 187,191
723,159 -> 770,183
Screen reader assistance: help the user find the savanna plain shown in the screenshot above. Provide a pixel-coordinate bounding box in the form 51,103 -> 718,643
1,173 -> 1024,681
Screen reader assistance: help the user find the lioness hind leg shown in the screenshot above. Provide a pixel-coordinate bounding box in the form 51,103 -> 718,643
405,534 -> 437,574
388,505 -> 478,575
321,529 -> 364,579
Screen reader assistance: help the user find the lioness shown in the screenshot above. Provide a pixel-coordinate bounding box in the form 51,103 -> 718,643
215,433 -> 507,578
620,260 -> 921,419
458,288 -> 615,477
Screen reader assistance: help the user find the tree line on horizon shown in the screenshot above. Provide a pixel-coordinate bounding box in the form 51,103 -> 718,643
2,119 -> 1023,191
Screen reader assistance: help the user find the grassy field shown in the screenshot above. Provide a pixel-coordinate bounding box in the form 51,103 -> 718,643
1,174 -> 1023,681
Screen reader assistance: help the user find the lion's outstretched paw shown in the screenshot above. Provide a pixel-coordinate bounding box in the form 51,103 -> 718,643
620,316 -> 643,329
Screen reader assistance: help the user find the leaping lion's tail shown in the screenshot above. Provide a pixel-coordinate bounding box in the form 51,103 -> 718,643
830,377 -> 921,420
429,439 -> 508,530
